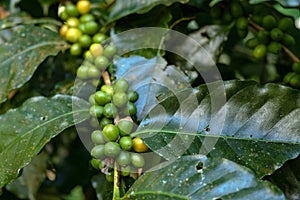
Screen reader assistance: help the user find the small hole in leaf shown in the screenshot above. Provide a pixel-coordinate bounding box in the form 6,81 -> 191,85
40,116 -> 47,121
250,134 -> 253,138
213,198 -> 223,200
205,127 -> 210,132
196,162 -> 203,170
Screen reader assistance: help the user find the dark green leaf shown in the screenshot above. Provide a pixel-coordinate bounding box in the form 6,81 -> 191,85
108,0 -> 188,22
0,95 -> 89,188
114,56 -> 190,121
250,0 -> 299,7
0,25 -> 68,103
123,155 -> 285,200
135,81 -> 300,178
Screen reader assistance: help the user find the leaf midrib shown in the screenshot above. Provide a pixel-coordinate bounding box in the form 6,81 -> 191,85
123,190 -> 190,200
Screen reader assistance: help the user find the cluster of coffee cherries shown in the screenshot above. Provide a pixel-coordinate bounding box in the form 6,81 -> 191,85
245,15 -> 295,59
88,78 -> 149,179
210,0 -> 252,38
59,0 -> 107,56
283,62 -> 300,88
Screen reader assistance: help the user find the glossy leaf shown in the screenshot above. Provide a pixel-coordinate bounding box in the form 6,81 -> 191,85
136,81 -> 300,178
250,0 -> 299,7
0,95 -> 89,188
114,56 -> 190,121
108,0 -> 188,22
0,25 -> 68,103
123,155 -> 285,199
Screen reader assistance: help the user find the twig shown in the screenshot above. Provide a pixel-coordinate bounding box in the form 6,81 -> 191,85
102,71 -> 112,86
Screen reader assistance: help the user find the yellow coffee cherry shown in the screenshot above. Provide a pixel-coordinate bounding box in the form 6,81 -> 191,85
66,28 -> 82,43
59,24 -> 69,37
66,17 -> 80,27
89,43 -> 103,57
77,0 -> 91,14
133,137 -> 148,153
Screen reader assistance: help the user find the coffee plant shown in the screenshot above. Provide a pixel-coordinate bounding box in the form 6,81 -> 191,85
0,0 -> 300,199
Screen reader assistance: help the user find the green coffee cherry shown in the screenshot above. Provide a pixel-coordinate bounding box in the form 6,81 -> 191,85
127,102 -> 137,116
84,21 -> 99,35
91,130 -> 106,144
93,33 -> 106,43
292,62 -> 300,73
113,92 -> 128,107
103,45 -> 117,58
89,94 -> 96,105
120,165 -> 131,176
210,6 -> 222,19
283,72 -> 297,84
70,43 -> 82,56
278,17 -> 293,31
230,2 -> 243,18
91,145 -> 105,159
87,66 -> 100,78
78,34 -> 92,48
105,173 -> 113,182
282,34 -> 296,47
103,103 -> 118,118
267,42 -> 282,54
117,151 -> 131,165
257,30 -> 269,44
128,90 -> 139,102
290,74 -> 300,87
270,28 -> 283,41
245,38 -> 259,49
119,136 -> 133,151
103,124 -> 119,141
262,15 -> 276,30
236,17 -> 248,30
117,119 -> 133,136
100,117 -> 113,129
80,13 -> 95,23
131,153 -> 145,168
89,105 -> 103,118
114,78 -> 129,93
77,65 -> 89,79
253,44 -> 267,59
95,56 -> 109,70
91,158 -> 102,170
101,85 -> 114,96
65,4 -> 79,17
94,91 -> 111,106
104,142 -> 121,157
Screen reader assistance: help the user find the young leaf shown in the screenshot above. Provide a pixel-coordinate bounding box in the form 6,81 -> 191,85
136,81 -> 300,178
0,25 -> 68,103
123,155 -> 285,199
0,95 -> 89,188
108,0 -> 188,22
114,56 -> 190,121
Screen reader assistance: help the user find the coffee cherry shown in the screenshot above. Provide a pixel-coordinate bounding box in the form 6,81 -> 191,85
104,142 -> 121,157
253,44 -> 267,59
292,62 -> 300,73
103,103 -> 118,118
128,90 -> 139,102
65,4 -> 79,17
103,124 -> 119,141
103,45 -> 117,58
236,17 -> 248,30
278,17 -> 293,31
87,65 -> 100,78
89,105 -> 103,118
230,2 -> 243,18
267,42 -> 281,54
290,74 -> 300,87
78,34 -> 92,48
114,78 -> 129,93
91,145 -> 105,159
95,91 -> 111,106
113,92 -> 128,107
210,6 -> 222,19
66,28 -> 82,43
237,29 -> 248,38
77,0 -> 91,14
245,38 -> 259,49
283,72 -> 297,84
117,151 -> 131,165
59,24 -> 69,37
257,30 -> 269,44
105,173 -> 113,182
119,136 -> 133,151
77,65 -> 89,79
95,56 -> 109,70
70,43 -> 82,56
133,137 -> 148,153
120,165 -> 131,176
90,43 -> 103,57
85,21 -> 99,35
78,23 -> 87,34
80,13 -> 95,23
262,15 -> 276,30
282,34 -> 296,47
270,28 -> 283,41
223,12 -> 233,23
131,153 -> 145,168
91,130 -> 106,144
59,9 -> 69,21
117,119 -> 133,136
100,117 -> 113,129
66,17 -> 80,27
89,94 -> 96,105
127,102 -> 137,116
101,85 -> 114,96
91,158 -> 102,169
93,33 -> 106,43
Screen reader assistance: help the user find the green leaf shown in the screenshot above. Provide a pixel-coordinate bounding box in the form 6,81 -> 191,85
0,95 -> 89,188
250,0 -> 299,7
123,155 -> 285,199
108,0 -> 188,22
63,186 -> 85,200
0,25 -> 68,103
114,56 -> 190,121
135,81 -> 300,178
